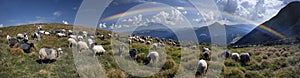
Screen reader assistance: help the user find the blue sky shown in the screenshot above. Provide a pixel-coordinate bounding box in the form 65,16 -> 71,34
0,0 -> 298,27
0,0 -> 82,26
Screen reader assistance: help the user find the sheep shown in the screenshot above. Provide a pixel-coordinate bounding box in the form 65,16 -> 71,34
99,35 -> 105,40
197,59 -> 208,76
240,53 -> 250,64
8,38 -> 19,48
77,41 -> 89,53
23,34 -> 29,43
224,50 -> 230,58
6,35 -> 11,40
87,38 -> 94,48
56,33 -> 66,37
44,31 -> 50,36
144,51 -> 159,65
129,49 -> 137,59
191,45 -> 197,50
146,41 -> 151,45
202,47 -> 210,52
69,35 -> 77,39
77,36 -> 84,41
231,53 -> 240,62
39,30 -> 45,34
91,43 -> 106,57
31,32 -> 38,39
152,43 -> 158,50
126,39 -> 132,44
203,51 -> 210,60
68,38 -> 77,48
16,33 -> 24,39
39,48 -> 63,63
17,42 -> 35,53
158,42 -> 164,47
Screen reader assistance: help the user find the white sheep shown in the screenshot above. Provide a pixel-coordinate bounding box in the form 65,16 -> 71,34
152,43 -> 158,50
202,47 -> 210,52
146,41 -> 151,45
197,59 -> 208,75
144,51 -> 159,65
17,33 -> 24,39
77,35 -> 84,41
6,35 -> 11,40
44,31 -> 50,36
68,38 -> 77,48
39,30 -> 45,34
57,33 -> 66,37
91,44 -> 106,57
87,38 -> 94,48
231,53 -> 240,62
39,48 -> 63,63
77,41 -> 89,53
69,35 -> 77,39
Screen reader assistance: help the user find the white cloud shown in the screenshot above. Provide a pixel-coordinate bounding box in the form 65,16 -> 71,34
177,7 -> 185,10
62,20 -> 69,25
214,0 -> 286,24
53,11 -> 62,17
0,24 -> 3,28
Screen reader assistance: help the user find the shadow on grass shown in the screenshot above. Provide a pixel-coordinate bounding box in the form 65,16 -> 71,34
36,59 -> 56,64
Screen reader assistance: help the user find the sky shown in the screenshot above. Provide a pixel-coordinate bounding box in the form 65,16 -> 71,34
0,0 -> 299,28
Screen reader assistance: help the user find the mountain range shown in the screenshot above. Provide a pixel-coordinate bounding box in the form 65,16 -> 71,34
234,1 -> 300,45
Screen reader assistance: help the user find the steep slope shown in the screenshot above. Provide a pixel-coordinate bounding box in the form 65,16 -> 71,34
234,1 -> 300,45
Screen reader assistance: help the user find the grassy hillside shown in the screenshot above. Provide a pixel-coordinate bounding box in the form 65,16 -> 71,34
0,23 -> 299,78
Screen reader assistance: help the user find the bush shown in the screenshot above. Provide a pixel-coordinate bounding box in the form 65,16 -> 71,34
107,69 -> 126,78
245,71 -> 264,78
161,59 -> 176,70
223,68 -> 245,78
224,59 -> 239,67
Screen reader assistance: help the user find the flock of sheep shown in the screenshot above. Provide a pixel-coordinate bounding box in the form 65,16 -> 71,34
4,25 -> 251,76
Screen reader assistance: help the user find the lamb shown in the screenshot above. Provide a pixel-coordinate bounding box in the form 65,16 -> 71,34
240,53 -> 250,64
68,38 -> 77,48
77,41 -> 89,53
144,51 -> 159,65
39,48 -> 63,63
91,43 -> 106,57
129,49 -> 137,59
16,33 -> 24,39
231,53 -> 240,62
197,59 -> 208,76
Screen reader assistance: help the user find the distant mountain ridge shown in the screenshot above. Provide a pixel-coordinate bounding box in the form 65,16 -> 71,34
133,22 -> 254,44
234,1 -> 300,45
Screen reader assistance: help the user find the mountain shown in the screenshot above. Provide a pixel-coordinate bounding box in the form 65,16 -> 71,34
133,22 -> 254,44
234,1 -> 300,45
132,23 -> 178,40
